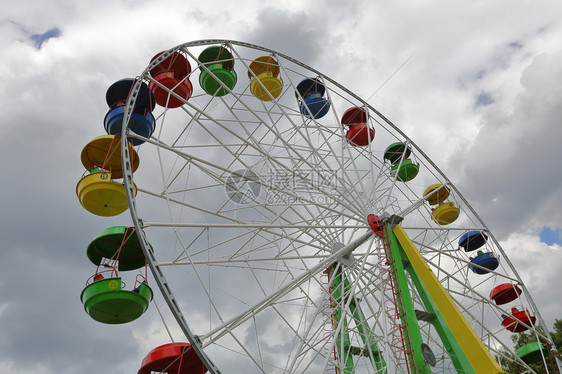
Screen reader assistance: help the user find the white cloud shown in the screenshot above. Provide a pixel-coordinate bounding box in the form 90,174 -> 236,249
501,232 -> 562,326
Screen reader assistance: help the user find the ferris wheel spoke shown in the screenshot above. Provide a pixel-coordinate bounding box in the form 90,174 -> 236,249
245,268 -> 336,370
171,226 -> 324,267
198,231 -> 374,345
229,84 -> 372,215
152,121 -> 370,231
144,145 -> 366,231
139,187 -> 359,245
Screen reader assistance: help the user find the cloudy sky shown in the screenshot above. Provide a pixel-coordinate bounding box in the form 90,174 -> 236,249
1,0 -> 562,373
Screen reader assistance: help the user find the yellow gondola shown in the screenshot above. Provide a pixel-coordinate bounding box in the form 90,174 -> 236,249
431,202 -> 460,225
424,184 -> 460,225
80,135 -> 139,179
76,170 -> 137,217
248,56 -> 283,101
423,183 -> 450,205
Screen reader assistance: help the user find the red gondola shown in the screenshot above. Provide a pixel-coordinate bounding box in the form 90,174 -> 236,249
490,283 -> 522,305
346,124 -> 375,146
341,106 -> 375,147
501,308 -> 536,333
341,106 -> 367,127
149,51 -> 193,108
138,343 -> 207,374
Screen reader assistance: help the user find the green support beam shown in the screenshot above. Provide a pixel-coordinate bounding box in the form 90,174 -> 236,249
392,225 -> 507,374
329,265 -> 387,373
330,265 -> 355,373
385,227 -> 433,374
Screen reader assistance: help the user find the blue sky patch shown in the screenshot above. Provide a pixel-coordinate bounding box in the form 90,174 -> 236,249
30,27 -> 61,49
539,227 -> 562,245
475,91 -> 494,107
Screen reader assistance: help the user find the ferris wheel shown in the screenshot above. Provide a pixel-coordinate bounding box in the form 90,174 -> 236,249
76,40 -> 561,373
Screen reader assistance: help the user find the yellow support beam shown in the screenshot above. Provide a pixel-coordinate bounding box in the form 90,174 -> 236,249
392,225 -> 507,374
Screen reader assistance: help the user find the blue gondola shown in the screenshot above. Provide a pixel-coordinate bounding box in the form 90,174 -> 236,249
459,230 -> 488,252
469,251 -> 499,274
104,106 -> 155,146
106,78 -> 155,112
296,78 -> 330,119
104,79 -> 156,145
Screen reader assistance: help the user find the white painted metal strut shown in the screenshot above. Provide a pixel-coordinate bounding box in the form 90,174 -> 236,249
142,221 -> 365,229
121,76 -> 224,374
200,229 -> 374,344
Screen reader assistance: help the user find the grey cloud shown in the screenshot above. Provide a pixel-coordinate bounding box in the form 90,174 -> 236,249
454,50 -> 562,237
241,8 -> 324,66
